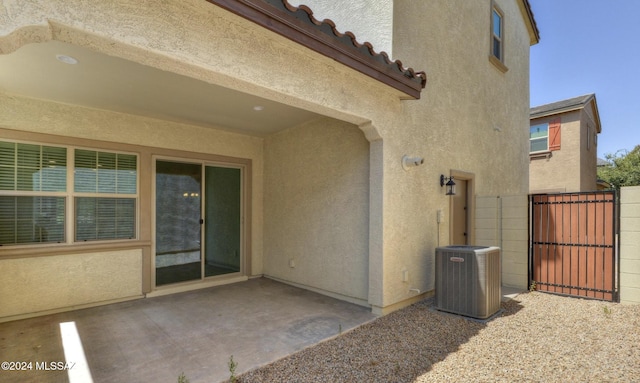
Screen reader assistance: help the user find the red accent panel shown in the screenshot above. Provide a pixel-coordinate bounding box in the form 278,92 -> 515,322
549,118 -> 561,151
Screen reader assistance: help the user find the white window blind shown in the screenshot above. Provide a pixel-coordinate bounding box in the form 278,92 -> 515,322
0,142 -> 67,192
0,141 -> 138,246
0,142 -> 67,245
74,150 -> 136,194
75,197 -> 135,241
74,149 -> 137,242
0,196 -> 66,245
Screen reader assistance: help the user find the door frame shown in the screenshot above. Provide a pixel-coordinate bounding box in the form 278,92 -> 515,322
150,153 -> 252,293
448,170 -> 475,245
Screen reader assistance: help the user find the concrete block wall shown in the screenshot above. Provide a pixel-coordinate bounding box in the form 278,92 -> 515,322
477,189 -> 640,303
500,195 -> 529,289
620,186 -> 640,304
476,196 -> 499,246
476,194 -> 529,289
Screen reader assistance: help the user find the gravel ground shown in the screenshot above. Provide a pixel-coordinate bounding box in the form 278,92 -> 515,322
238,292 -> 640,382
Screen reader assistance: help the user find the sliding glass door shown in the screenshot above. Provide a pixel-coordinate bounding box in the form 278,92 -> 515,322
154,159 -> 242,286
155,161 -> 202,286
204,166 -> 241,277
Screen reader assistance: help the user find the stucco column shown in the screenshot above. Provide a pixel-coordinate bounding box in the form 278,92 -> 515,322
368,138 -> 384,310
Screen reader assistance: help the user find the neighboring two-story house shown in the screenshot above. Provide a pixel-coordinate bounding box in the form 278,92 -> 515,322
0,0 -> 539,321
529,94 -> 602,193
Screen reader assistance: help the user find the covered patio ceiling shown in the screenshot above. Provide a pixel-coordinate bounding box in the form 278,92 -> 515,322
0,0 -> 427,137
0,40 -> 322,136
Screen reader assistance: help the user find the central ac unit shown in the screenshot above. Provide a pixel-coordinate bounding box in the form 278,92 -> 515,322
435,245 -> 501,319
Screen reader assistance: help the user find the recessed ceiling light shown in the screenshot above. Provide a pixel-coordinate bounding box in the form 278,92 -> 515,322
253,105 -> 264,111
56,54 -> 78,65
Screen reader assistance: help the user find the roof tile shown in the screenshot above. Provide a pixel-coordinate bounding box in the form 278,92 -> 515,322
264,0 -> 427,93
530,94 -> 595,117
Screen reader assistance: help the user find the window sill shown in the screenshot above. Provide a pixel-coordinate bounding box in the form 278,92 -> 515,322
0,240 -> 152,260
489,55 -> 509,73
530,151 -> 552,160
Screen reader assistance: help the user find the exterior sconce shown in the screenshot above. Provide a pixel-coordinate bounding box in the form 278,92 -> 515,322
440,175 -> 456,196
402,155 -> 424,170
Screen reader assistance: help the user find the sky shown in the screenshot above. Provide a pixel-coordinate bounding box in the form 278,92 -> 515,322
529,0 -> 640,159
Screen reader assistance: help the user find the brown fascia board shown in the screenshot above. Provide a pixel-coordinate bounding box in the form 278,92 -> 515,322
589,95 -> 602,133
205,0 -> 427,99
519,0 -> 540,45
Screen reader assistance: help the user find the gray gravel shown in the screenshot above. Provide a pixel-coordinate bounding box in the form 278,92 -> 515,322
238,291 -> 640,382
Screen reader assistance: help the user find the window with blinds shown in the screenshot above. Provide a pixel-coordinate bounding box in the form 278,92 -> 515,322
0,140 -> 138,246
74,149 -> 137,242
0,142 -> 67,245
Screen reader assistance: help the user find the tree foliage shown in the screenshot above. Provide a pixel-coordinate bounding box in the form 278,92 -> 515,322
597,145 -> 640,189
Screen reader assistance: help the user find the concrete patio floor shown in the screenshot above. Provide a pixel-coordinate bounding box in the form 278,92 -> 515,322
0,277 -> 376,383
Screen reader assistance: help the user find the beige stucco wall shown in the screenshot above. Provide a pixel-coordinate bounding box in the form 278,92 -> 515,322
373,0 -> 532,312
530,111 -> 581,193
0,91 -> 266,321
0,93 -> 265,161
0,0 -> 399,317
0,250 -> 142,321
394,0 -> 531,196
0,0 -> 395,126
0,91 -> 265,274
530,107 -> 599,194
263,118 -> 370,304
287,0 -> 393,56
620,186 -> 640,304
579,106 -> 599,191
1,0 -> 535,316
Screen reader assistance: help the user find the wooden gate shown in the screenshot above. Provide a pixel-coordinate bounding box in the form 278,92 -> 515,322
529,191 -> 619,302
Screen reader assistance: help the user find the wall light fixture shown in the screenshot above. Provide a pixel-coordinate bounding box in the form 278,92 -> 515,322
440,175 -> 456,196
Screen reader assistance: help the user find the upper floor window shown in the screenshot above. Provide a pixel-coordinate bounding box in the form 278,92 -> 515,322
530,118 -> 562,154
491,7 -> 504,61
489,3 -> 508,72
0,140 -> 138,247
530,123 -> 549,153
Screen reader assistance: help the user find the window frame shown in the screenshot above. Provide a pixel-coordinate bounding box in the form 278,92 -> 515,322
0,139 -> 139,248
530,123 -> 550,154
73,147 -> 138,243
0,141 -> 69,246
489,2 -> 508,72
